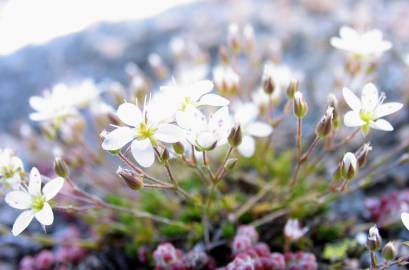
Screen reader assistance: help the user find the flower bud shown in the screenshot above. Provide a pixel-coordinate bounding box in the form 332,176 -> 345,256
341,152 -> 358,180
224,158 -> 238,171
116,167 -> 144,190
367,225 -> 382,251
161,148 -> 170,162
54,157 -> 69,177
333,163 -> 342,181
286,79 -> 299,99
355,143 -> 372,168
382,242 -> 396,261
398,153 -> 409,165
327,94 -> 340,129
228,126 -> 242,147
315,107 -> 334,138
213,66 -> 240,96
107,112 -> 121,126
172,142 -> 185,155
293,91 -> 308,118
262,64 -> 275,95
227,23 -> 241,54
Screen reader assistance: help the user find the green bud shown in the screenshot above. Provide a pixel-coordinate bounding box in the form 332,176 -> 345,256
367,225 -> 382,251
228,126 -> 242,147
117,167 -> 144,190
161,148 -> 170,162
224,158 -> 238,171
355,143 -> 372,168
293,91 -> 308,118
286,79 -> 299,99
54,157 -> 69,177
315,107 -> 334,138
172,142 -> 185,155
382,242 -> 396,261
341,152 -> 357,180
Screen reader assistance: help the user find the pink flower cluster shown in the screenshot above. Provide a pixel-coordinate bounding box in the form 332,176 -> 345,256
365,189 -> 409,225
19,226 -> 87,270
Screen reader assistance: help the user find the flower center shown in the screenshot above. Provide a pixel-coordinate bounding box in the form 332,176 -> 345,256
180,96 -> 191,111
32,195 -> 45,212
360,111 -> 374,123
1,166 -> 14,178
137,122 -> 156,140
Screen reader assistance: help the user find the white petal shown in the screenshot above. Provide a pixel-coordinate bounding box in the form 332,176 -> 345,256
116,103 -> 142,127
42,177 -> 64,201
176,106 -> 206,130
246,122 -> 273,137
35,202 -> 54,226
5,191 -> 32,209
12,210 -> 34,236
374,102 -> 403,118
234,102 -> 258,126
401,212 -> 409,230
344,111 -> 365,127
196,132 -> 217,149
29,96 -> 46,111
339,26 -> 359,40
198,94 -> 230,107
370,119 -> 393,131
343,87 -> 361,111
209,107 -> 233,131
361,83 -> 379,112
155,124 -> 184,143
131,139 -> 155,168
238,136 -> 255,157
190,80 -> 214,101
101,127 -> 135,151
29,167 -> 42,196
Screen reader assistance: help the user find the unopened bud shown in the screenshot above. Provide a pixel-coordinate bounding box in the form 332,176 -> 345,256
382,242 -> 396,261
107,112 -> 121,126
228,126 -> 242,147
367,225 -> 382,251
219,46 -> 229,65
161,148 -> 170,162
293,91 -> 308,118
227,23 -> 240,54
286,79 -> 299,99
117,167 -> 144,190
333,163 -> 342,181
355,143 -> 372,168
262,64 -> 275,95
54,157 -> 69,177
172,142 -> 185,155
224,158 -> 238,170
341,152 -> 357,180
315,107 -> 334,138
327,94 -> 340,129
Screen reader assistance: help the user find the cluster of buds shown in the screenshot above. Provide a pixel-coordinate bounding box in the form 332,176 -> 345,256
366,225 -> 397,263
153,243 -> 210,270
227,23 -> 256,54
213,66 -> 240,96
334,143 -> 372,183
293,92 -> 308,118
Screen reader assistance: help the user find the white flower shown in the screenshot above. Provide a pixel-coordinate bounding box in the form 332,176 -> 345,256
284,219 -> 308,241
343,83 -> 403,133
159,80 -> 229,113
5,167 -> 64,236
101,97 -> 184,167
69,80 -> 101,108
401,212 -> 409,231
0,149 -> 24,189
233,102 -> 273,157
330,26 -> 392,58
29,84 -> 78,123
176,106 -> 233,151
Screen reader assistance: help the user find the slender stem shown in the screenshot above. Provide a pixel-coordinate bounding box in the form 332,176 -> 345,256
300,136 -> 320,163
329,128 -> 360,150
215,146 -> 234,181
191,145 -> 197,165
164,161 -> 193,202
203,183 -> 216,250
118,152 -> 143,174
203,151 -> 208,166
370,251 -> 377,270
296,117 -> 302,161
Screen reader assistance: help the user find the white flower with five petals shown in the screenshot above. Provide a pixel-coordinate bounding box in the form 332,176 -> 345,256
233,102 -> 273,157
0,149 -> 24,189
343,83 -> 403,133
101,98 -> 184,167
176,106 -> 233,151
5,167 -> 64,236
330,26 -> 392,59
159,80 -> 229,113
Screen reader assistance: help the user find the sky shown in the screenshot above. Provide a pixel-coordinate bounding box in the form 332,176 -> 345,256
0,0 -> 196,56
